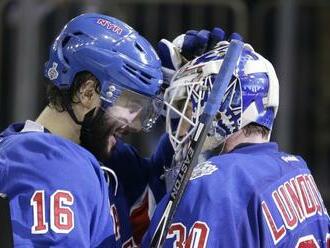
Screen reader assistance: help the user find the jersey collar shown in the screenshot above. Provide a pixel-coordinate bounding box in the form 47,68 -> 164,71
231,142 -> 279,154
0,120 -> 51,138
20,120 -> 44,133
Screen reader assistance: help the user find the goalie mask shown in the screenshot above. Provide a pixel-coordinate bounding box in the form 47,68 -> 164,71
164,42 -> 279,155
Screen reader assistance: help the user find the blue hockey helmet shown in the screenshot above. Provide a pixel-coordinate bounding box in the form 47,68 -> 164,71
44,13 -> 163,105
164,42 -> 279,151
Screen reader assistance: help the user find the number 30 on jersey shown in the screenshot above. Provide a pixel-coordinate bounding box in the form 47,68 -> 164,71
167,221 -> 209,248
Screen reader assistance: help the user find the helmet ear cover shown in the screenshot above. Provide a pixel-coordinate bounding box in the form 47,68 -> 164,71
46,72 -> 100,125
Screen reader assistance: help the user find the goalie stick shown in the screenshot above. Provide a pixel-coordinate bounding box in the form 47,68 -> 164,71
0,194 -> 13,248
150,39 -> 244,248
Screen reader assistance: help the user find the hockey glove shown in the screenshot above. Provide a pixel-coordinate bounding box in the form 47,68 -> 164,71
157,28 -> 243,89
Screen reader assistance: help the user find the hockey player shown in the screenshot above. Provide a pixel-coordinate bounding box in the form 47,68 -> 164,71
143,42 -> 330,247
100,28 -> 237,246
0,13 -> 164,247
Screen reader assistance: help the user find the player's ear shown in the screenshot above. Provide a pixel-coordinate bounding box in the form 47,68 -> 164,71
78,79 -> 100,109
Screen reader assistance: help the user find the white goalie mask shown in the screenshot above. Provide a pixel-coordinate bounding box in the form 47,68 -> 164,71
164,43 -> 279,158
164,60 -> 226,159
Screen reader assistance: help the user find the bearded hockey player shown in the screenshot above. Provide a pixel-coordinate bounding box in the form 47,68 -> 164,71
143,42 -> 330,247
0,13 -> 164,247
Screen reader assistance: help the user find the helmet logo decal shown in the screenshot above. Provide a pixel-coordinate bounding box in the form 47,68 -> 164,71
217,77 -> 242,136
242,75 -> 267,93
97,18 -> 123,35
47,62 -> 59,80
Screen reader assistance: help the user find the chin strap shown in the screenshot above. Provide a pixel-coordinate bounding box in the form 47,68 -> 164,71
62,91 -> 83,125
80,107 -> 105,144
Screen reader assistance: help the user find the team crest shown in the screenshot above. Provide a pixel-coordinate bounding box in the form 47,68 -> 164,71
47,62 -> 59,80
190,161 -> 218,180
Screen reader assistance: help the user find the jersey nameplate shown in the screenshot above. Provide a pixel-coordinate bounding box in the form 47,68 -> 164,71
261,173 -> 329,245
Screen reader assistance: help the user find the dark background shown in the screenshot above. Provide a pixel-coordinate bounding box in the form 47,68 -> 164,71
0,0 -> 329,207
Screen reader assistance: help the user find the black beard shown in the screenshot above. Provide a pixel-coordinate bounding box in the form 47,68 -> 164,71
80,108 -> 121,162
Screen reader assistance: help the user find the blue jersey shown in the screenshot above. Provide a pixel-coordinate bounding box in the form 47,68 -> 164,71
105,133 -> 173,246
143,142 -> 330,247
0,121 -> 115,247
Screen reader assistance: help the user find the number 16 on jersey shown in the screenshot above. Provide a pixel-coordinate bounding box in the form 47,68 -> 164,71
31,190 -> 74,234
